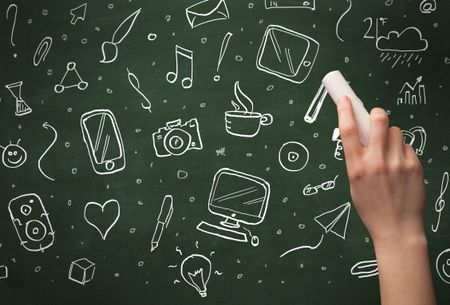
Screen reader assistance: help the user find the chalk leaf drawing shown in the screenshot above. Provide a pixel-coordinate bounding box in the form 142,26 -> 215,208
278,141 -> 310,172
1,139 -> 27,168
68,258 -> 95,285
185,0 -> 230,29
38,122 -> 57,181
84,199 -> 120,240
401,126 -> 426,156
436,248 -> 450,284
8,193 -> 55,252
397,76 -> 426,105
54,62 -> 88,93
5,81 -> 32,116
166,45 -> 194,89
181,254 -> 212,297
351,260 -> 378,279
256,25 -> 319,84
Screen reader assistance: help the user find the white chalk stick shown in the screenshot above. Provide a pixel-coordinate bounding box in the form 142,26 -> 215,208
322,70 -> 371,146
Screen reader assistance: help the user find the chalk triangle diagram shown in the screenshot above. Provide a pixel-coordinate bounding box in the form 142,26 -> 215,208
314,202 -> 351,240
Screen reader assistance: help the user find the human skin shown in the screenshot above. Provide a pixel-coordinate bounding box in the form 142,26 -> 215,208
336,96 -> 436,305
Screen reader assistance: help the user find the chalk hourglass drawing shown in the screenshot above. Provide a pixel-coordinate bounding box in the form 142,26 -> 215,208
5,81 -> 32,116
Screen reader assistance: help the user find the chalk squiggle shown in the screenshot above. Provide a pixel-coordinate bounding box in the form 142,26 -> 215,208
38,122 -> 57,181
336,0 -> 352,42
279,234 -> 324,258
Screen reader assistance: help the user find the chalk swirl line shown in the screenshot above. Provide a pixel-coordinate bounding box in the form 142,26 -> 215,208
127,68 -> 151,113
279,234 -> 324,258
6,4 -> 18,47
336,0 -> 352,42
38,122 -> 57,181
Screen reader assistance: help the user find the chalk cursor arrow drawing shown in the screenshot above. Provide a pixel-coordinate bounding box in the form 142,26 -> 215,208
70,3 -> 87,25
38,122 -> 58,181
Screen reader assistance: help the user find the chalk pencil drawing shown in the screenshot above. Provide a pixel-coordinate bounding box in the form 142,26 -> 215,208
84,199 -> 120,240
278,141 -> 310,172
436,248 -> 450,284
38,122 -> 57,181
256,25 -> 319,84
80,109 -> 126,175
6,4 -> 17,47
152,118 -> 203,157
264,0 -> 315,10
397,76 -> 426,105
8,193 -> 55,252
0,265 -> 8,279
431,171 -> 448,233
5,81 -> 32,116
335,0 -> 352,42
166,45 -> 194,89
54,62 -> 88,93
181,254 -> 212,297
126,67 -> 152,113
304,83 -> 328,123
303,175 -> 339,196
197,168 -> 270,247
401,126 -> 426,156
100,8 -> 141,63
332,128 -> 344,160
151,195 -> 174,252
225,81 -> 273,138
185,0 -> 230,29
280,202 -> 351,257
68,258 -> 95,285
419,0 -> 436,14
1,139 -> 27,168
70,3 -> 87,25
33,37 -> 52,66
214,32 -> 233,81
350,260 -> 378,278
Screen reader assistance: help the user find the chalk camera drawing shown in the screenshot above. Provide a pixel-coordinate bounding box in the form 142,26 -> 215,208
152,118 -> 203,157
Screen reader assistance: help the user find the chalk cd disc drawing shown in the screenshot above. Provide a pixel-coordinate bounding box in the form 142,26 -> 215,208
278,141 -> 310,172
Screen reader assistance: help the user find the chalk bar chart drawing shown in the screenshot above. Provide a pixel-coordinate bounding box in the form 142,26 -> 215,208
397,76 -> 426,105
185,0 -> 230,29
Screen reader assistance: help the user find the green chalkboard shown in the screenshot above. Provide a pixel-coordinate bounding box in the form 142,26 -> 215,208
1,1 -> 450,304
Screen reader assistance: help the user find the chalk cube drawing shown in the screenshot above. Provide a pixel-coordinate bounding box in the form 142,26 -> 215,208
68,258 -> 95,285
0,265 -> 8,279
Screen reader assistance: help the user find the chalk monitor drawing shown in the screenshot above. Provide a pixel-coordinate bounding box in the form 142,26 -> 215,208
197,168 -> 270,247
80,109 -> 126,175
185,0 -> 230,29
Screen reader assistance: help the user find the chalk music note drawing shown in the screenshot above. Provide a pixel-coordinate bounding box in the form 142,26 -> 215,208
166,45 -> 194,89
431,171 -> 448,233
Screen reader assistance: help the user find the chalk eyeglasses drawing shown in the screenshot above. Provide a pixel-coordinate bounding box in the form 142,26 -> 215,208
303,175 -> 339,196
84,199 -> 120,240
166,45 -> 194,89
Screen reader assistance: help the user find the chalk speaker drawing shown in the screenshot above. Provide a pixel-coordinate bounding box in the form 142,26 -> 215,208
185,0 -> 230,29
197,168 -> 270,247
84,199 -> 120,240
181,254 -> 212,297
80,109 -> 126,175
8,193 -> 55,252
256,25 -> 319,84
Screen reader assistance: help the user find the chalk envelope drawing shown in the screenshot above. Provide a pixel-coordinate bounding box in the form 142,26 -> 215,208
256,25 -> 319,84
5,81 -> 32,116
397,76 -> 426,105
80,109 -> 126,175
8,193 -> 55,252
225,81 -> 273,138
54,62 -> 88,93
185,0 -> 230,29
100,8 -> 141,63
351,260 -> 378,279
84,199 -> 120,240
68,258 -> 95,285
152,118 -> 203,157
265,0 -> 315,9
33,36 -> 52,66
1,139 -> 27,168
166,45 -> 194,89
401,126 -> 426,156
197,168 -> 270,246
436,248 -> 450,284
70,3 -> 87,25
181,254 -> 212,297
278,141 -> 310,172
376,27 -> 428,52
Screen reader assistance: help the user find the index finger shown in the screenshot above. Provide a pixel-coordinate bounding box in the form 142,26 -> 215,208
336,96 -> 363,160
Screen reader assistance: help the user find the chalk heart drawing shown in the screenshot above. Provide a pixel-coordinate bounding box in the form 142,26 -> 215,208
84,199 -> 120,240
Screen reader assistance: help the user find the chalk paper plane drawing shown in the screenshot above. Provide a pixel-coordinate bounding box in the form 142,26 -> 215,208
84,199 -> 120,240
431,171 -> 448,233
280,202 -> 351,257
33,36 -> 52,66
419,0 -> 436,14
225,81 -> 273,138
100,8 -> 141,63
397,76 -> 426,105
1,139 -> 27,168
5,81 -> 32,116
303,175 -> 339,196
278,141 -> 310,172
80,109 -> 126,175
436,248 -> 450,284
335,0 -> 352,42
351,259 -> 378,279
0,265 -> 8,279
185,0 -> 230,29
126,67 -> 152,113
197,168 -> 270,247
214,32 -> 233,81
6,4 -> 17,47
181,254 -> 212,297
401,126 -> 426,156
152,118 -> 203,157
166,45 -> 194,89
332,127 -> 344,161
304,83 -> 328,123
8,193 -> 55,252
54,62 -> 88,93
38,122 -> 57,181
68,258 -> 95,285
265,0 -> 315,10
70,3 -> 87,25
151,195 -> 174,252
256,25 -> 319,84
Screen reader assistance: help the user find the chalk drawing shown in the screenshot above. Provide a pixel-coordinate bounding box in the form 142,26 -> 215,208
70,3 -> 87,25
166,45 -> 194,89
1,139 -> 27,168
401,126 -> 426,156
397,76 -> 426,105
84,199 -> 120,240
0,265 -> 8,279
5,81 -> 32,116
151,195 -> 174,252
68,258 -> 95,285
33,37 -> 52,66
214,32 -> 233,81
432,172 -> 448,233
278,141 -> 310,172
38,122 -> 57,181
181,254 -> 212,297
332,128 -> 344,161
436,248 -> 450,284
303,175 -> 339,196
6,4 -> 17,47
264,0 -> 315,10
419,0 -> 436,14
54,62 -> 88,93
185,0 -> 230,29
126,67 -> 152,113
336,0 -> 352,42
304,83 -> 328,123
350,260 -> 378,278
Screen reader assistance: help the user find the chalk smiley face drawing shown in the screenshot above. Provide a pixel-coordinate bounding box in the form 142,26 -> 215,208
1,139 -> 27,168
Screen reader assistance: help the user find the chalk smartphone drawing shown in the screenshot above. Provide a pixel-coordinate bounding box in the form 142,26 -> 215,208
151,195 -> 174,252
185,0 -> 230,29
264,0 -> 315,10
351,260 -> 378,279
80,109 -> 126,175
256,25 -> 319,84
436,248 -> 450,284
54,62 -> 88,93
0,265 -> 8,279
278,141 -> 310,172
84,199 -> 120,240
68,258 -> 95,285
197,168 -> 270,247
397,76 -> 426,105
181,254 -> 212,297
225,81 -> 273,138
431,171 -> 448,233
1,139 -> 27,168
5,81 -> 32,116
8,193 -> 55,252
401,126 -> 426,156
166,45 -> 194,89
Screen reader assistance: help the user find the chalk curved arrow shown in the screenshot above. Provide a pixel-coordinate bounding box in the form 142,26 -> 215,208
38,122 -> 58,181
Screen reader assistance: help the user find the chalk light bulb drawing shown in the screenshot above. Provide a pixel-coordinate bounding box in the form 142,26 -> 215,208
180,254 -> 212,297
